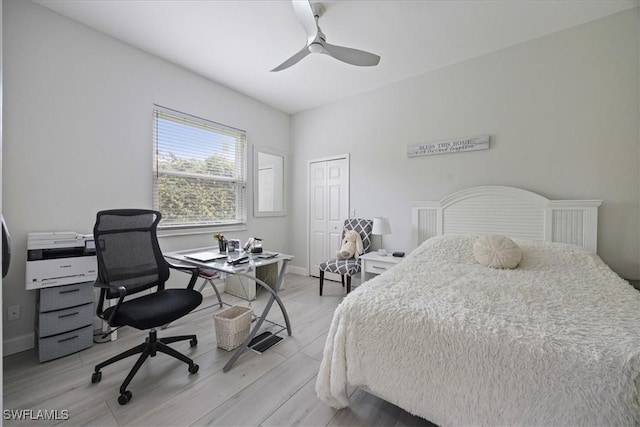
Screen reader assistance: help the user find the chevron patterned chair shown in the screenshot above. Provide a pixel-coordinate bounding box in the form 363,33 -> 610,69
319,218 -> 373,295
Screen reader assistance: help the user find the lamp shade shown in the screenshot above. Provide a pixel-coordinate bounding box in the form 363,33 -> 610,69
372,217 -> 391,235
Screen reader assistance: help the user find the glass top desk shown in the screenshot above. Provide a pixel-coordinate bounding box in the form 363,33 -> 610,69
164,248 -> 293,372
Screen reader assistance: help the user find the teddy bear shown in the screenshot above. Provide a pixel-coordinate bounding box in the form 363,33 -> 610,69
336,229 -> 364,260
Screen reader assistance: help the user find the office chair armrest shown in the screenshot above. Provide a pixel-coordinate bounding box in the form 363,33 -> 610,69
94,281 -> 128,326
94,281 -> 128,297
168,262 -> 200,290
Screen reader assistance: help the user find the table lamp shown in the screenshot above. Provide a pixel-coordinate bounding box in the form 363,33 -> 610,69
372,217 -> 391,256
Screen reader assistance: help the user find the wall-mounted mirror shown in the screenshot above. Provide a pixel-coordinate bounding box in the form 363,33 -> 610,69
253,147 -> 286,217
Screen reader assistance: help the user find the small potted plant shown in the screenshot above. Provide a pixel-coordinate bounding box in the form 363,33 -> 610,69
214,233 -> 227,252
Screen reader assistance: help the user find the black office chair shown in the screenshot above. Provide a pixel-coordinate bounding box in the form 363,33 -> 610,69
90,209 -> 203,405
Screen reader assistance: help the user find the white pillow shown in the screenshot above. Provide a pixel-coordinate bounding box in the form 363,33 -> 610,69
473,235 -> 522,269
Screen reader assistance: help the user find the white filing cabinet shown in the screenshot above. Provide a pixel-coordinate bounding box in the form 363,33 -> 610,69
36,281 -> 94,362
225,260 -> 282,300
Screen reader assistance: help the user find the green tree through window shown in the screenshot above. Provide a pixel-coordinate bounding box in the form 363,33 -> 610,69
153,107 -> 247,227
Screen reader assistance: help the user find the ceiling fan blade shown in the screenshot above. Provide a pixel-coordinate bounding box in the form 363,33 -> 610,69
271,45 -> 311,72
292,0 -> 318,42
322,42 -> 381,67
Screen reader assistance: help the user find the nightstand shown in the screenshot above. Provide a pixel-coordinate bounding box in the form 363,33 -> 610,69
360,252 -> 403,283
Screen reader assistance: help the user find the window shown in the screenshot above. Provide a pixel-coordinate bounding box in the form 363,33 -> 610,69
153,106 -> 247,228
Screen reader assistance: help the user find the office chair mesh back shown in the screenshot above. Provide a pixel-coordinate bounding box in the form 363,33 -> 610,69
94,210 -> 169,299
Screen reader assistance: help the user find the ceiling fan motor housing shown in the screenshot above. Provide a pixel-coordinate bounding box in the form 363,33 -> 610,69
311,3 -> 325,18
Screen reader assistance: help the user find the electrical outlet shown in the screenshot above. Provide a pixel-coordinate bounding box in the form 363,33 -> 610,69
350,208 -> 356,217
8,305 -> 20,321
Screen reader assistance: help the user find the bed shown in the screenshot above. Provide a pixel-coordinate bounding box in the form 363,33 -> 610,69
316,186 -> 640,426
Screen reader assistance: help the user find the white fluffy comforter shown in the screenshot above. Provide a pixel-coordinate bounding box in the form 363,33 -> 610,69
316,235 -> 640,426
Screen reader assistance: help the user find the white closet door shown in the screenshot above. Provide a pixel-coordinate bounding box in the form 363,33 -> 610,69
309,157 -> 349,278
309,161 -> 327,277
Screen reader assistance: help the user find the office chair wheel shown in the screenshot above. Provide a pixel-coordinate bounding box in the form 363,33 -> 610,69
189,364 -> 199,374
190,338 -> 198,347
118,390 -> 133,405
91,371 -> 102,384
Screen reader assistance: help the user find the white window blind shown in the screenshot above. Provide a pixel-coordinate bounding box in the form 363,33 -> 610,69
153,106 -> 247,228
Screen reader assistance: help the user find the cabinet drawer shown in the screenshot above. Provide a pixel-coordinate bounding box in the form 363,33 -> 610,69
38,325 -> 93,362
39,282 -> 94,312
364,260 -> 395,275
38,302 -> 93,338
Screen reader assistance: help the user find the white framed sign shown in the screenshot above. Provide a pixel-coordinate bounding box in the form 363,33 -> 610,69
407,135 -> 490,158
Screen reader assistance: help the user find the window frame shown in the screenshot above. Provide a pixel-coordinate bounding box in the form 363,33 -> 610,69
152,105 -> 247,230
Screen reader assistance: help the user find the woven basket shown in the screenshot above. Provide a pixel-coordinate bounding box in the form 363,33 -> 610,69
213,305 -> 252,351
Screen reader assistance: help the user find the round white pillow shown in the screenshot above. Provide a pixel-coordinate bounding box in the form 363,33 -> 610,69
473,235 -> 522,269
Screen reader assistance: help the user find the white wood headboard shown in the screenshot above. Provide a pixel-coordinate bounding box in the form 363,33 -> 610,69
411,186 -> 602,252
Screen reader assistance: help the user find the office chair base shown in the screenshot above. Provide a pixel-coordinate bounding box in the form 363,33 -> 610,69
118,390 -> 133,405
91,329 -> 199,405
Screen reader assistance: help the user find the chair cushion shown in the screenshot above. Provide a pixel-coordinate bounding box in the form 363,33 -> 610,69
104,289 -> 203,330
319,258 -> 361,276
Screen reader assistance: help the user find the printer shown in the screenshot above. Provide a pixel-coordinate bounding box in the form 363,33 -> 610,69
26,231 -> 97,290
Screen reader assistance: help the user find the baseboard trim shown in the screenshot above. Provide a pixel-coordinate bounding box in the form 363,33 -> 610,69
287,265 -> 307,276
4,332 -> 35,356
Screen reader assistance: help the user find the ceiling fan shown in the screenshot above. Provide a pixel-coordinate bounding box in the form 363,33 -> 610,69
271,0 -> 381,72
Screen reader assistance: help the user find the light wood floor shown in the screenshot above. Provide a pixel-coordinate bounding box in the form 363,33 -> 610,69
3,274 -> 436,427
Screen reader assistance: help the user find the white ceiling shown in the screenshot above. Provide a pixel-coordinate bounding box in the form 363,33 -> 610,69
35,0 -> 639,115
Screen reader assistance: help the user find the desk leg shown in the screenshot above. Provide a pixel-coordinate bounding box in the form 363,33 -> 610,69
255,259 -> 291,334
198,278 -> 223,308
223,259 -> 291,372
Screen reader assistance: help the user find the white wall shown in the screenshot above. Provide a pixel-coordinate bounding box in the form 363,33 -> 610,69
290,8 -> 640,279
2,1 -> 290,351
